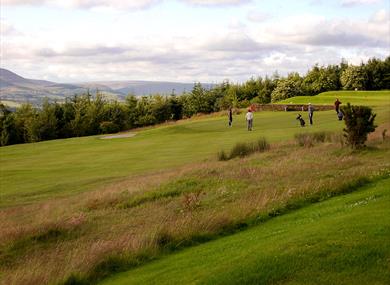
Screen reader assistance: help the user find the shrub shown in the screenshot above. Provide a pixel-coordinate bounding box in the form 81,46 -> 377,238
341,103 -> 376,148
255,137 -> 270,152
230,142 -> 253,158
294,131 -> 333,147
219,137 -> 270,160
217,150 -> 229,161
99,121 -> 120,134
295,133 -> 314,147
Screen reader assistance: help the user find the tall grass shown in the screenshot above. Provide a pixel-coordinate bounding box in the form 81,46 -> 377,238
218,137 -> 270,160
1,138 -> 389,285
294,131 -> 344,147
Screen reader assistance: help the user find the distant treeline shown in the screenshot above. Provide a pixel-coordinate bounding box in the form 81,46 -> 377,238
1,57 -> 389,146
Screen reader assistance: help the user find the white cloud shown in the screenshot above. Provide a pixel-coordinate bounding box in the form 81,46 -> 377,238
1,1 -> 389,82
0,19 -> 18,35
370,8 -> 390,22
2,0 -> 162,9
341,0 -> 381,7
247,10 -> 271,22
261,13 -> 389,48
2,0 -> 251,9
182,0 -> 251,6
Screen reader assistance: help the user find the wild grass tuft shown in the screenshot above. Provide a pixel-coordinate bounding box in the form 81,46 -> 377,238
294,131 -> 337,147
118,178 -> 212,209
217,150 -> 229,161
230,142 -> 253,158
182,191 -> 203,211
1,219 -> 85,267
219,137 -> 270,160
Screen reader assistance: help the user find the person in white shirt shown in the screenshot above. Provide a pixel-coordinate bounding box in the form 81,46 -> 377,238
308,103 -> 314,125
245,109 -> 253,131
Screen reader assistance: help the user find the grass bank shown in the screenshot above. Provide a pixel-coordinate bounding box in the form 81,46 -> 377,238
100,177 -> 390,285
1,135 -> 389,284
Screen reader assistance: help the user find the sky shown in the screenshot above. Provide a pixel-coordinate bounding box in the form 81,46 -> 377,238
1,0 -> 389,83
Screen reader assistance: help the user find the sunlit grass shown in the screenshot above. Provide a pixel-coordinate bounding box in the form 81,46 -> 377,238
100,178 -> 390,285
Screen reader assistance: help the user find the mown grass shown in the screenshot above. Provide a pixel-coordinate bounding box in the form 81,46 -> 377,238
100,177 -> 390,285
278,90 -> 390,105
1,135 -> 389,284
0,91 -> 389,284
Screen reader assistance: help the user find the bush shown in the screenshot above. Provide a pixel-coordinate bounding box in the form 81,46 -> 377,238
255,137 -> 270,152
217,150 -> 229,161
230,142 -> 253,158
219,137 -> 270,160
341,103 -> 376,148
295,131 -> 333,147
99,121 -> 120,134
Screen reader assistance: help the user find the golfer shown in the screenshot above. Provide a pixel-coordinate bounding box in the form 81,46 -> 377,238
228,107 -> 233,127
245,109 -> 253,131
308,103 -> 314,125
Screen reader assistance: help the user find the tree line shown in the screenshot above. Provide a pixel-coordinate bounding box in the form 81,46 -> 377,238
1,56 -> 389,146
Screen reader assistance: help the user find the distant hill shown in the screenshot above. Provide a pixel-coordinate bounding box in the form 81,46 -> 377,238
0,68 -> 212,105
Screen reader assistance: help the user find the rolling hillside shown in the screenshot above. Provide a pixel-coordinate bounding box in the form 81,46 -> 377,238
0,68 -> 207,105
0,91 -> 389,285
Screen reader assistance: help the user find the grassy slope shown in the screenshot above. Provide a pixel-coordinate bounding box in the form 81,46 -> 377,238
0,101 -> 21,108
101,178 -> 390,285
1,91 -> 389,206
278,90 -> 390,105
1,91 -> 389,284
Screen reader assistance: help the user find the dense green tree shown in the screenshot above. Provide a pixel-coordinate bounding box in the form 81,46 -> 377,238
364,57 -> 390,90
191,82 -> 213,114
383,56 -> 390,89
125,94 -> 138,128
254,76 -> 275,104
341,65 -> 368,90
14,103 -> 36,142
303,65 -> 341,95
33,99 -> 58,141
1,105 -> 23,145
271,73 -> 303,102
136,96 -> 156,126
84,93 -> 106,135
152,95 -> 171,123
103,101 -> 128,131
168,95 -> 183,120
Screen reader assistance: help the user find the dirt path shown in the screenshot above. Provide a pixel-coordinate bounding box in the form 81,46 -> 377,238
100,133 -> 136,139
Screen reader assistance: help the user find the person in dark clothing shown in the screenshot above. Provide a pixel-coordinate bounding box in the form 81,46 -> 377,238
334,98 -> 342,114
337,110 -> 344,121
228,108 -> 233,127
308,103 -> 314,125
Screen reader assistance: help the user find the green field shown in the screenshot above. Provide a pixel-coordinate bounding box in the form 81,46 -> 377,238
0,100 -> 21,108
101,178 -> 390,285
1,90 -> 390,285
1,91 -> 389,206
278,90 -> 390,105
